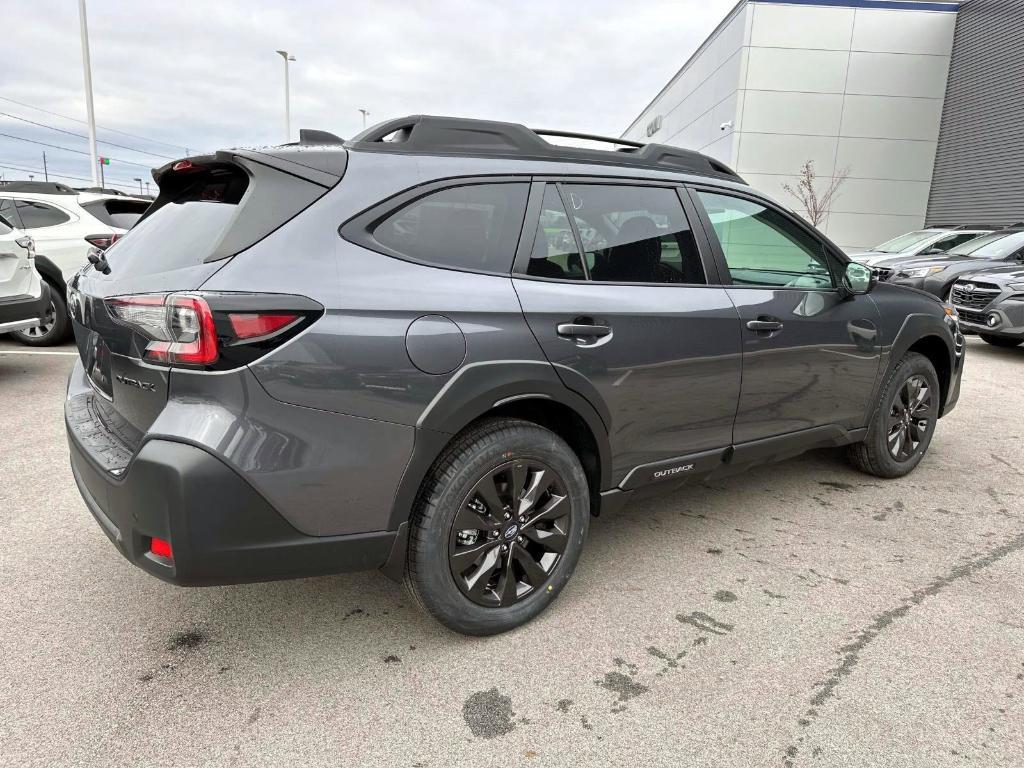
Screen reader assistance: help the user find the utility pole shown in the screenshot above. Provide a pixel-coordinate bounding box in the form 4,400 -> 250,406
42,152 -> 49,181
359,109 -> 370,129
78,0 -> 99,185
275,50 -> 296,142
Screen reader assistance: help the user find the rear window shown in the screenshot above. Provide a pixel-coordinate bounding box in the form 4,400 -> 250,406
103,167 -> 249,275
372,183 -> 529,272
80,199 -> 150,229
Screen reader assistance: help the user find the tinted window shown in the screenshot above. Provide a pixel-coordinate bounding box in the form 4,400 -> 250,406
81,199 -> 150,229
697,191 -> 833,289
924,232 -> 986,254
0,216 -> 11,236
527,185 -> 585,280
563,184 -> 705,284
0,199 -> 22,229
15,200 -> 70,229
373,183 -> 529,272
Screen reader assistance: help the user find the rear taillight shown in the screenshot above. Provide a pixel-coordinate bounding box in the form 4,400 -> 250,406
106,293 -> 218,366
85,233 -> 122,249
104,292 -> 322,370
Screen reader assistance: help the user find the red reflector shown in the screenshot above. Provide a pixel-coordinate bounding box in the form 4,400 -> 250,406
150,537 -> 173,559
228,312 -> 299,340
85,234 -> 120,249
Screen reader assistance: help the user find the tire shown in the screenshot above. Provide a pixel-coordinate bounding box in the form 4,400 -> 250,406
848,352 -> 940,478
10,282 -> 70,346
404,417 -> 590,635
980,334 -> 1023,348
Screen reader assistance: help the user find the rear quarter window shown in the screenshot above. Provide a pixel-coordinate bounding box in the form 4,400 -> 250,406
371,183 -> 529,273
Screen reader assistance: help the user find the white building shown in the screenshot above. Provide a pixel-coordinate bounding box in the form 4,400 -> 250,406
621,0 -> 960,251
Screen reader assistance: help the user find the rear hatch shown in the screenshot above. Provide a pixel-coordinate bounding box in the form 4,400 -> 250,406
69,147 -> 344,458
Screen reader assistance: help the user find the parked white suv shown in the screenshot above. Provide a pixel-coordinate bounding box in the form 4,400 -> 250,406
0,215 -> 48,337
0,181 -> 149,345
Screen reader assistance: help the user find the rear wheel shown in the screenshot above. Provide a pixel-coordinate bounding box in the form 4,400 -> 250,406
848,352 -> 940,478
405,418 -> 589,635
11,284 -> 70,346
979,334 -> 1023,348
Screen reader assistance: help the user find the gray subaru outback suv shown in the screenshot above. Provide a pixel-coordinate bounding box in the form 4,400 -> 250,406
66,116 -> 964,635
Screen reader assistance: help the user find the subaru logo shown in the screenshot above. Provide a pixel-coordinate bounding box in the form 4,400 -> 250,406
963,283 -> 975,293
504,524 -> 519,540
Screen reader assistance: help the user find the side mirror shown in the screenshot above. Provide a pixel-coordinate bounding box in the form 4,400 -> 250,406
842,262 -> 874,296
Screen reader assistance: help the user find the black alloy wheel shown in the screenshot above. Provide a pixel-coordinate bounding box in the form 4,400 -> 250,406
449,459 -> 570,607
887,374 -> 933,462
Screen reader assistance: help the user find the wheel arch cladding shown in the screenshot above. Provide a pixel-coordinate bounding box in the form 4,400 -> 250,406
389,361 -> 612,531
906,334 -> 952,414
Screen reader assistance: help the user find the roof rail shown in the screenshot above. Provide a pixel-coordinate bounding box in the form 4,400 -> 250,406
0,180 -> 77,195
346,115 -> 744,182
925,223 -> 1003,230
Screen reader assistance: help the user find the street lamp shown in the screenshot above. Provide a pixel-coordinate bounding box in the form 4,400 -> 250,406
133,177 -> 143,195
275,50 -> 296,142
358,108 -> 370,129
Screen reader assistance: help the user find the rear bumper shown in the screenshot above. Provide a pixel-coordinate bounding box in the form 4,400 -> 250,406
0,281 -> 49,333
67,429 -> 398,586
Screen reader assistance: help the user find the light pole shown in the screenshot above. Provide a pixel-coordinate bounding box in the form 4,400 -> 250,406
275,50 -> 296,142
78,0 -> 99,185
134,177 -> 143,195
359,109 -> 370,129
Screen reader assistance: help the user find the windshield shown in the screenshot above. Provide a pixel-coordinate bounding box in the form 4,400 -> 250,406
951,230 -> 1024,259
873,230 -> 936,254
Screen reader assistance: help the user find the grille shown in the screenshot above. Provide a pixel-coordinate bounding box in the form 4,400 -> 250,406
957,308 -> 989,325
951,281 -> 1000,310
872,267 -> 894,281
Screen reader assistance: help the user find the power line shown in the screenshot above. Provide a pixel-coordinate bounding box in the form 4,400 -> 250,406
0,111 -> 176,160
0,132 -> 155,169
0,94 -> 189,153
0,161 -> 141,192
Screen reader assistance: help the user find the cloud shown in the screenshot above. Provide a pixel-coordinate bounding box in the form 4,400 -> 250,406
1,0 -> 737,191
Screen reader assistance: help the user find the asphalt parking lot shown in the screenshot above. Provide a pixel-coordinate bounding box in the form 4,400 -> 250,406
1,336 -> 1022,768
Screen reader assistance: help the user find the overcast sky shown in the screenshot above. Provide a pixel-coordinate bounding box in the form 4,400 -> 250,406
1,0 -> 738,194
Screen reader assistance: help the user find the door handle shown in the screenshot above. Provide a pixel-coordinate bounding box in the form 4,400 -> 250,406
557,322 -> 612,338
746,318 -> 783,332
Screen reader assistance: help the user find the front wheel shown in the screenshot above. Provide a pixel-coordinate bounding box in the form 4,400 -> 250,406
404,418 -> 590,635
848,352 -> 940,478
980,334 -> 1023,348
10,284 -> 70,346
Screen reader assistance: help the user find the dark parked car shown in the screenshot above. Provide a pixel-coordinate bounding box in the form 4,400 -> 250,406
868,227 -> 1024,298
949,265 -> 1024,347
65,116 -> 964,634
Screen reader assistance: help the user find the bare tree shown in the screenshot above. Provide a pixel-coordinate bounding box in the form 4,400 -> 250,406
782,160 -> 850,227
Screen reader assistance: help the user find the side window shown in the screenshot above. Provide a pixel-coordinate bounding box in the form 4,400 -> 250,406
696,191 -> 833,289
527,185 -> 586,280
15,200 -> 71,230
563,184 -> 705,284
0,199 -> 23,229
372,183 -> 528,272
0,216 -> 11,236
927,232 -> 982,254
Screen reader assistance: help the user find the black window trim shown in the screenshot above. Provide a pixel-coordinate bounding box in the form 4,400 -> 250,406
684,184 -> 848,291
338,174 -> 533,277
0,197 -> 25,229
511,177 -> 724,287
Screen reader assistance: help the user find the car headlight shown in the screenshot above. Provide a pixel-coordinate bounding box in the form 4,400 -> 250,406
897,266 -> 946,279
1008,283 -> 1024,292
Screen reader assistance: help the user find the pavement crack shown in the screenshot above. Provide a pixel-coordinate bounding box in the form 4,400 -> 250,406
782,529 -> 1024,766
